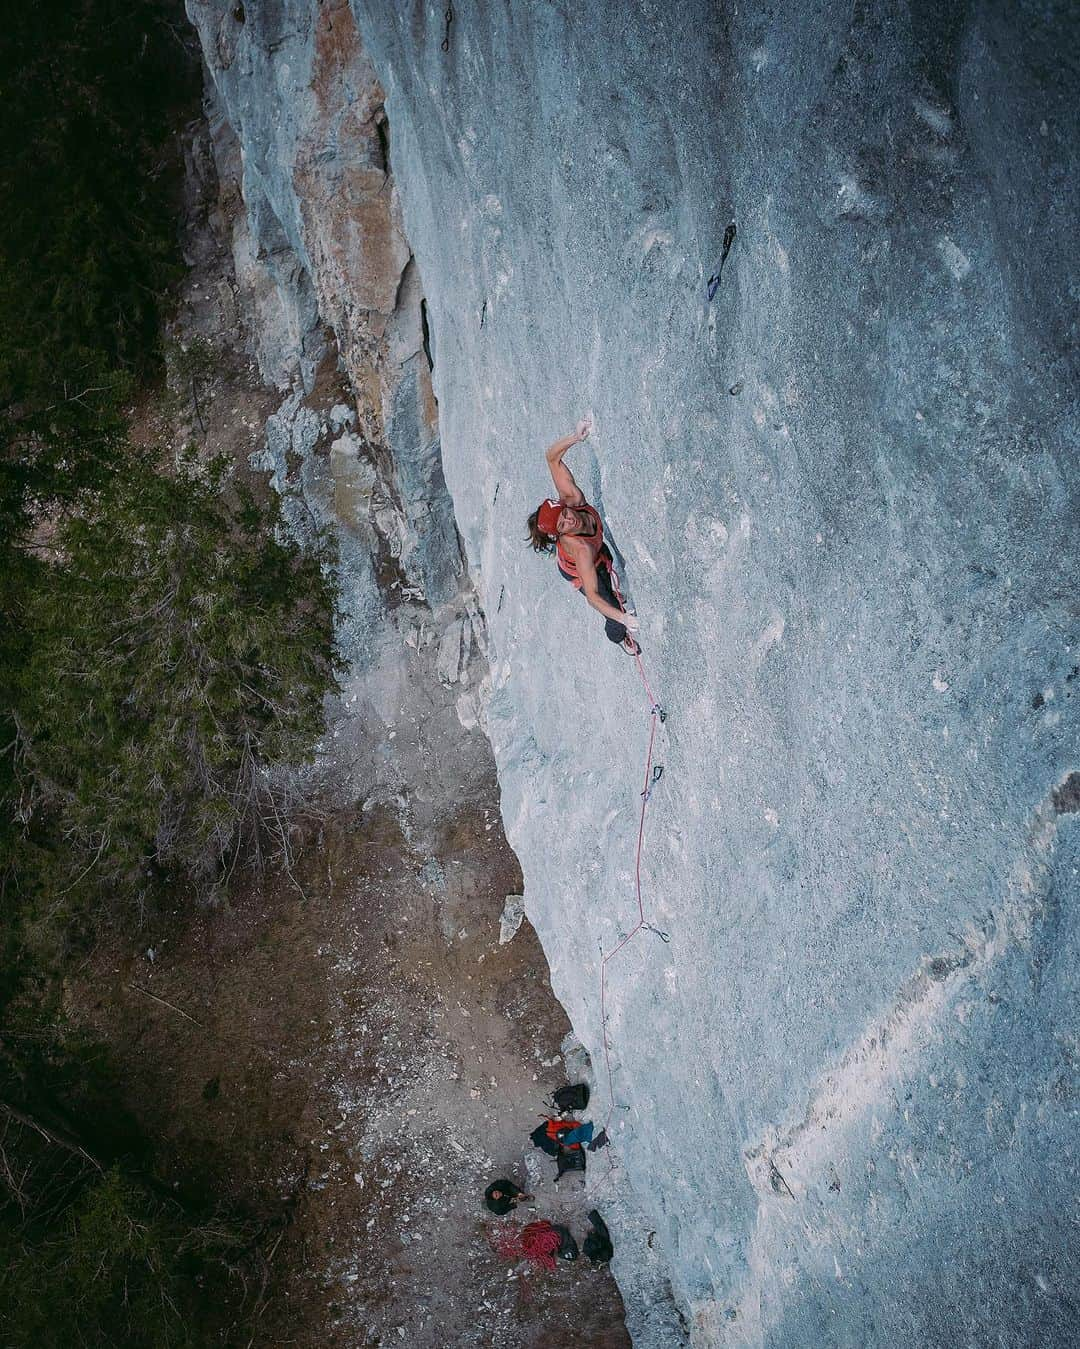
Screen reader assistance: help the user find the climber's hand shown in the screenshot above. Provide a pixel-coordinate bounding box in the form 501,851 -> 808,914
575,416 -> 591,442
622,612 -> 640,634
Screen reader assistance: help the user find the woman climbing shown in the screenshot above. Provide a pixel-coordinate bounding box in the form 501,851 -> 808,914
526,419 -> 641,654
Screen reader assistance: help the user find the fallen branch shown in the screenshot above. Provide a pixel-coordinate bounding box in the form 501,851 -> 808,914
128,983 -> 203,1026
0,1100 -> 104,1173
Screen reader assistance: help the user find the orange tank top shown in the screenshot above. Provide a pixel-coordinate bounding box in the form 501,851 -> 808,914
556,503 -> 607,583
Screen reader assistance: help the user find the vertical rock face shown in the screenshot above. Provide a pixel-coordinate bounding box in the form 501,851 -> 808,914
189,0 -> 1078,1344
188,0 -> 462,613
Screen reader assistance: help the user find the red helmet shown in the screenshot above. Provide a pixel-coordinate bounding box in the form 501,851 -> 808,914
536,499 -> 561,539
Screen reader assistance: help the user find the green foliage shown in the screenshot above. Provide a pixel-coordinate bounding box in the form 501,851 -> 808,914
0,1164 -> 246,1347
0,0 -> 203,949
0,0 -> 196,416
0,0 -> 341,944
11,452 -> 342,926
0,983 -> 255,1345
162,335 -> 225,432
0,3 -> 338,1341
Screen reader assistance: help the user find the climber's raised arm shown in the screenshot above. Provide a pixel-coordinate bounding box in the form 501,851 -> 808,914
545,422 -> 589,507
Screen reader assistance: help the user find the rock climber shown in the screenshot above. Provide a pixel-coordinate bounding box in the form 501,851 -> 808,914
484,1178 -> 533,1216
526,420 -> 641,655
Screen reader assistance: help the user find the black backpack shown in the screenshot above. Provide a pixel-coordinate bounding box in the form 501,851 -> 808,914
555,1144 -> 587,1181
550,1223 -> 579,1261
552,1082 -> 590,1113
583,1209 -> 614,1264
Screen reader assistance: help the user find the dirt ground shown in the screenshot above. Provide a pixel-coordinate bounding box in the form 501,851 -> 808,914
68,783 -> 629,1347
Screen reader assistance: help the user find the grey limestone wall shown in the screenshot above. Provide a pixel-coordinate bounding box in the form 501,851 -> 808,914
185,0 -> 1079,1340
344,2 -> 1079,1345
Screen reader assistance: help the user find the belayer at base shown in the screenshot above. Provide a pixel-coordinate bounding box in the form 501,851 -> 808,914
527,418 -> 641,655
484,1178 -> 533,1215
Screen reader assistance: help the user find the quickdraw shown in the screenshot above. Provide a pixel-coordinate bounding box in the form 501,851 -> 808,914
707,220 -> 737,300
641,763 -> 664,802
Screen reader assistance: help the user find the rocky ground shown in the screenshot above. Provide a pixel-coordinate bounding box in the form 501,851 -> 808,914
68,791 -> 629,1347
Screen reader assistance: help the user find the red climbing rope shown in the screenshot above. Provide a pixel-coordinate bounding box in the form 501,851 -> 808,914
519,1220 -> 563,1271
490,1218 -> 562,1272
595,573 -> 668,1158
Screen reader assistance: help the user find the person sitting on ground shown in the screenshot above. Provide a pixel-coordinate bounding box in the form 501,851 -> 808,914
526,419 -> 641,655
484,1178 -> 533,1216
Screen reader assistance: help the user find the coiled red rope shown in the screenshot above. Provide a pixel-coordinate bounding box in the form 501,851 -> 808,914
490,1218 -> 563,1272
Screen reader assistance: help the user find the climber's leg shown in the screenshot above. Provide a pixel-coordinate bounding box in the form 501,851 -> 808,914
595,564 -> 630,646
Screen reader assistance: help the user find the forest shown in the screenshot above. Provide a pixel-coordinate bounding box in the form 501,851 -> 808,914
0,3 -> 340,1341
